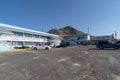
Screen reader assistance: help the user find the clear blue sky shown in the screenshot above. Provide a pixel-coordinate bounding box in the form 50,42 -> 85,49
0,0 -> 120,38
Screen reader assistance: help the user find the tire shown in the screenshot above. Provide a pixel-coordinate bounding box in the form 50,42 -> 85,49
115,46 -> 119,49
101,47 -> 104,49
99,47 -> 104,50
33,47 -> 37,50
45,47 -> 49,50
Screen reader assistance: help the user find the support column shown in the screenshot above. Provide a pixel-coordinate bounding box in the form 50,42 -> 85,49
10,33 -> 12,49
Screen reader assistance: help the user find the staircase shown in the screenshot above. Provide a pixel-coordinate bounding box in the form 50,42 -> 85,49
0,42 -> 10,50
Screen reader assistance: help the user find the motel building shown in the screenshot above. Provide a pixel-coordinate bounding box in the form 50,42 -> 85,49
0,23 -> 60,50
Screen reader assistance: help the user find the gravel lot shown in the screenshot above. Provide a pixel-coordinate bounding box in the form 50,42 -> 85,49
0,45 -> 120,80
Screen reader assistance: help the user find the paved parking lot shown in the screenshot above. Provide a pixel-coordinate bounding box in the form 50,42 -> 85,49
0,45 -> 120,80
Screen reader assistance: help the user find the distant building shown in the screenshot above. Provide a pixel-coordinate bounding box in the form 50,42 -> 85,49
0,23 -> 61,50
63,34 -> 91,45
91,34 -> 114,44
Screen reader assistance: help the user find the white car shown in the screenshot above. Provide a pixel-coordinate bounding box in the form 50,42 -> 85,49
32,44 -> 51,50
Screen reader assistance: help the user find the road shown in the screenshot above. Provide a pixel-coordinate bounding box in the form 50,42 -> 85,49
0,45 -> 120,80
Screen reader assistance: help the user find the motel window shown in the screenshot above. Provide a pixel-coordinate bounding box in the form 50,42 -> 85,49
77,37 -> 80,40
41,36 -> 48,41
18,42 -> 23,45
33,35 -> 39,38
24,33 -> 32,37
5,34 -> 11,38
12,42 -> 18,45
12,31 -> 23,37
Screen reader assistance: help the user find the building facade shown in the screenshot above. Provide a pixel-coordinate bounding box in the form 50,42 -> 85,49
63,34 -> 91,45
0,23 -> 60,50
91,34 -> 114,44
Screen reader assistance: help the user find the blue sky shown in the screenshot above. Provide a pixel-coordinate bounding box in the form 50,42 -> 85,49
0,0 -> 120,38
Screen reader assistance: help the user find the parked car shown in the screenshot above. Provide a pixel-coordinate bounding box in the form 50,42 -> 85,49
32,44 -> 51,50
96,41 -> 120,49
56,43 -> 66,48
116,41 -> 120,46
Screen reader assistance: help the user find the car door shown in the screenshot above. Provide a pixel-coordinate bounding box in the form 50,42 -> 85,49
41,44 -> 46,49
103,42 -> 108,48
108,42 -> 115,48
37,44 -> 42,49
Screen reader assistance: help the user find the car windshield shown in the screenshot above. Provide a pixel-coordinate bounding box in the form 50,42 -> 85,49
35,44 -> 41,46
98,41 -> 115,44
109,41 -> 115,44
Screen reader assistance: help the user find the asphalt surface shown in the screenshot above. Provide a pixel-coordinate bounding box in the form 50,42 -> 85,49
0,45 -> 120,80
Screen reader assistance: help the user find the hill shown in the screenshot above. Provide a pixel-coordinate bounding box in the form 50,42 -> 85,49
48,26 -> 84,37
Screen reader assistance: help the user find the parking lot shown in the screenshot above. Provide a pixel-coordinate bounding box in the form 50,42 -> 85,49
0,45 -> 120,80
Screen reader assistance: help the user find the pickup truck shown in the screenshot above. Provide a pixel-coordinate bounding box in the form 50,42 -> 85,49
96,41 -> 120,49
32,44 -> 51,50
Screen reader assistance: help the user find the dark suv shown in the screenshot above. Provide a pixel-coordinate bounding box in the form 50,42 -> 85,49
96,41 -> 120,49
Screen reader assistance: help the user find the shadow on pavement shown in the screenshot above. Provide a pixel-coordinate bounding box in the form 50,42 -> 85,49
89,48 -> 117,50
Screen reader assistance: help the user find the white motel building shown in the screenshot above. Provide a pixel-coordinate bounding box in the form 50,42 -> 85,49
0,23 -> 60,50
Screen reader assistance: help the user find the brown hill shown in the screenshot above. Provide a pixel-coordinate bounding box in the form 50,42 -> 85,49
48,26 -> 84,37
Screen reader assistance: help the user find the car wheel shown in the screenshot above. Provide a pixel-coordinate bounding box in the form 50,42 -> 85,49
99,47 -> 104,50
45,47 -> 49,50
101,47 -> 104,49
33,47 -> 37,50
115,46 -> 119,49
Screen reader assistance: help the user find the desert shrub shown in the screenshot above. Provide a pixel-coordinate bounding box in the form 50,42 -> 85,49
14,46 -> 30,49
14,47 -> 19,49
21,46 -> 30,49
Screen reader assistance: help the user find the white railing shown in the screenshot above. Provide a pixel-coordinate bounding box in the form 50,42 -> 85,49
0,36 -> 48,42
0,41 -> 11,49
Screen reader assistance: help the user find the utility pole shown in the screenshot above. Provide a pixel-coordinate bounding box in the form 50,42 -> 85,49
42,28 -> 44,32
115,31 -> 117,40
88,26 -> 89,34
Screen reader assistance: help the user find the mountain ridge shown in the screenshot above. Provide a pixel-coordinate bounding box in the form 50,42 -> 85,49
48,26 -> 84,37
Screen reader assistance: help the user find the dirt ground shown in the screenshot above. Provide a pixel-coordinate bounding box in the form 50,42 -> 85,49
0,45 -> 120,80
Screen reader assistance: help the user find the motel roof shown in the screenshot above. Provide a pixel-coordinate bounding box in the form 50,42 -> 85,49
0,23 -> 59,38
